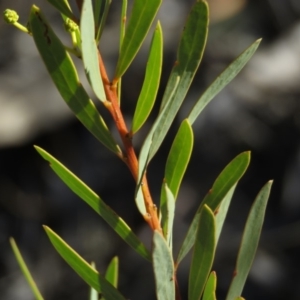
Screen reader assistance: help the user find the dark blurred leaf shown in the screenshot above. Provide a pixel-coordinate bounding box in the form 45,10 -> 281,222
117,0 -> 127,103
47,0 -> 76,21
95,0 -> 111,42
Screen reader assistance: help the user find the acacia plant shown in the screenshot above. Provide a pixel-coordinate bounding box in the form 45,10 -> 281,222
4,0 -> 272,299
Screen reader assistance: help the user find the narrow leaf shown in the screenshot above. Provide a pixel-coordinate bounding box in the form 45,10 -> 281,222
160,183 -> 175,248
135,184 -> 147,216
90,288 -> 98,300
119,0 -> 127,51
188,39 -> 261,125
95,0 -> 111,42
226,181 -> 273,300
114,0 -> 162,79
177,152 -> 250,266
201,152 -> 250,211
164,119 -> 194,199
189,205 -> 216,300
153,231 -> 175,300
203,271 -> 217,300
148,0 -> 208,160
81,0 -> 106,101
215,184 -> 237,243
47,0 -> 77,21
132,21 -> 163,134
29,6 -> 121,155
94,0 -> 102,28
135,77 -> 180,216
105,257 -> 119,288
9,238 -> 44,300
90,262 -> 99,300
44,227 -> 126,300
117,0 -> 127,103
35,146 -> 151,262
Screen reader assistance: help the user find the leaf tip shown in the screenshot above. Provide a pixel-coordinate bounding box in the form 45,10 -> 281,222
42,225 -> 50,231
34,145 -> 47,160
30,4 -> 39,13
156,20 -> 162,30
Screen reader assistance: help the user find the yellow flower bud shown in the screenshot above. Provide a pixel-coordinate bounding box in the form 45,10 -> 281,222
64,18 -> 78,33
3,9 -> 19,24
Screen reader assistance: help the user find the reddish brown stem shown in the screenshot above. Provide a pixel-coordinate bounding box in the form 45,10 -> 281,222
75,0 -> 83,12
175,275 -> 182,300
98,52 -> 161,233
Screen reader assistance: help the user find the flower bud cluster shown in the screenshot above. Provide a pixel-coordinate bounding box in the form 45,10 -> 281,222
64,18 -> 78,33
3,9 -> 19,24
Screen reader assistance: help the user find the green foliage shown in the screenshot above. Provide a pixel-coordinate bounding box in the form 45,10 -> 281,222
176,152 -> 250,266
29,5 -> 120,155
163,119 -> 194,200
9,238 -> 44,300
203,272 -> 217,300
226,181 -> 273,300
105,257 -> 119,288
115,0 -> 162,80
189,205 -> 216,300
132,22 -> 163,134
95,0 -> 111,43
44,226 -> 126,299
153,231 -> 175,300
46,0 -> 76,21
34,146 -> 151,261
161,183 -> 175,247
187,39 -> 261,125
135,76 -> 180,215
5,0 -> 272,299
80,0 -> 106,101
151,0 -> 208,161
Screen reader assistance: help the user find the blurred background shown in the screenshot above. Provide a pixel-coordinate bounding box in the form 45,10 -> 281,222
0,0 -> 300,299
